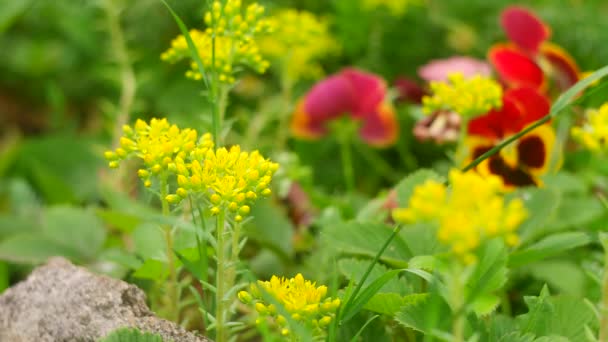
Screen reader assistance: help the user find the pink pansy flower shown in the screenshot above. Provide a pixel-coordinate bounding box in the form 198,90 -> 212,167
291,68 -> 399,147
418,56 -> 492,83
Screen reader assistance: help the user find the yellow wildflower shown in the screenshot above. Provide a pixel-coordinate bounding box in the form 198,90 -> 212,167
161,0 -> 274,84
360,0 -> 418,16
238,273 -> 340,337
104,118 -> 198,187
173,143 -> 278,220
422,73 -> 503,118
571,103 -> 608,152
392,170 -> 527,263
260,9 -> 337,81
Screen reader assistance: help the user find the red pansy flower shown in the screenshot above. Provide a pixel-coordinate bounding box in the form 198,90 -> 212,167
489,6 -> 580,92
466,86 -> 557,187
291,68 -> 398,147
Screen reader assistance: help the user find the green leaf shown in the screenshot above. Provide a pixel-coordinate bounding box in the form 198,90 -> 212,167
466,240 -> 508,302
132,259 -> 167,280
395,292 -> 450,333
542,172 -> 587,194
408,255 -> 437,271
509,232 -> 592,267
338,258 -> 407,294
395,169 -> 444,206
516,285 -> 598,341
525,260 -> 586,297
547,195 -> 604,231
471,294 -> 500,317
99,248 -> 143,270
0,214 -> 37,239
0,261 -> 8,293
0,233 -> 82,263
349,315 -> 379,342
96,209 -> 142,233
517,188 -> 560,243
323,221 -> 410,267
132,223 -> 166,261
98,327 -> 165,342
43,206 -> 107,260
341,269 -> 402,322
246,198 -> 294,259
0,0 -> 33,33
364,293 -> 427,316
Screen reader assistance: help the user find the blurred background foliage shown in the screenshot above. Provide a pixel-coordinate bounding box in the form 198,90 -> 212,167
1,0 -> 608,304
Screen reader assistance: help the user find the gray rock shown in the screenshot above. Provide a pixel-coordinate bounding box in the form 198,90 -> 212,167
0,257 -> 212,342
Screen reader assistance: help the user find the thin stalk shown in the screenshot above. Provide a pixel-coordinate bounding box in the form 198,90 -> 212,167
276,58 -> 294,149
105,0 -> 136,149
449,267 -> 466,342
211,30 -> 220,147
215,208 -> 228,342
340,225 -> 402,322
339,133 -> 355,193
462,113 -> 551,172
160,176 -> 179,323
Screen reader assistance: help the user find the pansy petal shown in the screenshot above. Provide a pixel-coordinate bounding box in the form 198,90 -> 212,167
304,74 -> 355,122
489,44 -> 545,89
418,56 -> 492,82
504,87 -> 550,127
478,157 -> 538,188
341,68 -> 387,116
359,103 -> 399,147
501,6 -> 550,54
468,96 -> 522,139
539,42 -> 580,91
291,100 -> 326,139
516,123 -> 555,175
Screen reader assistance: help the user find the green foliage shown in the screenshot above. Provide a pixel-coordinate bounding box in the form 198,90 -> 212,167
98,328 -> 166,342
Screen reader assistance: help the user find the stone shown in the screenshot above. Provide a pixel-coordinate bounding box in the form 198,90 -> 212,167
0,257 -> 212,342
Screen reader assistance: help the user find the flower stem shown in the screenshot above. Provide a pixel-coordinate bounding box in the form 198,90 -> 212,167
215,208 -> 228,342
448,266 -> 466,342
277,60 -> 294,150
160,176 -> 179,323
339,132 -> 355,193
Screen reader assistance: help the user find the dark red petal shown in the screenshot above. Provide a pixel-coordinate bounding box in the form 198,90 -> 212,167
341,68 -> 387,117
359,102 -> 399,147
489,45 -> 545,89
304,73 -> 355,122
501,6 -> 551,54
539,42 -> 580,91
504,87 -> 550,127
487,156 -> 537,187
394,76 -> 425,104
468,96 -> 523,139
517,135 -> 546,169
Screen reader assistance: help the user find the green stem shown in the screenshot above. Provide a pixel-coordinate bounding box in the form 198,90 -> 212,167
339,133 -> 355,193
448,266 -> 466,342
160,177 -> 179,323
277,59 -> 294,150
462,115 -> 550,172
340,225 -> 402,322
215,208 -> 227,342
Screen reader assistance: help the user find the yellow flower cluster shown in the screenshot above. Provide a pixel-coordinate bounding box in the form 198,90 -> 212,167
238,273 -> 340,337
104,118 -> 198,187
259,10 -> 337,81
169,144 -> 279,222
422,73 -> 503,118
571,103 -> 608,152
360,0 -> 414,16
161,0 -> 274,84
392,170 -> 527,263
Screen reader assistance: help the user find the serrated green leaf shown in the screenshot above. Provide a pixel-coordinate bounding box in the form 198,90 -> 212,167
338,258 -> 407,294
509,232 -> 592,267
547,196 -> 604,231
471,294 -> 500,317
466,240 -> 508,302
394,292 -> 450,333
517,187 -> 560,243
364,292 -> 427,316
341,269 -> 402,322
408,255 -> 437,271
323,221 -> 411,267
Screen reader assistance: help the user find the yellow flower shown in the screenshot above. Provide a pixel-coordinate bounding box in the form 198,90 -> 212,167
161,0 -> 274,84
422,73 -> 503,118
360,0 -> 417,16
238,273 -> 340,337
104,118 -> 198,187
173,143 -> 279,220
392,170 -> 527,263
571,103 -> 608,152
260,10 -> 338,81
